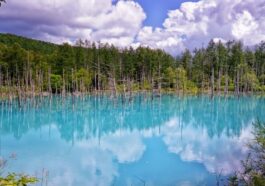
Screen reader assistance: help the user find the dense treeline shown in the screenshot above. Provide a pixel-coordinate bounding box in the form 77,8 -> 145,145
0,33 -> 264,97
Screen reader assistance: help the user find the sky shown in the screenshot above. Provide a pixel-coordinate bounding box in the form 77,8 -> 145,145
0,0 -> 264,55
135,0 -> 199,27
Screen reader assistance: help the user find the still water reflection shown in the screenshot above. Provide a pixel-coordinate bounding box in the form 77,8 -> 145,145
0,95 -> 264,186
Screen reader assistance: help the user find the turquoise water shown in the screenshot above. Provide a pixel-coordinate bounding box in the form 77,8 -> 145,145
0,95 -> 265,186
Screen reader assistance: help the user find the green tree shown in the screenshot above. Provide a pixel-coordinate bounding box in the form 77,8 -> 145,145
232,121 -> 265,185
164,67 -> 176,88
176,67 -> 188,92
206,40 -> 218,96
242,70 -> 259,92
50,74 -> 62,93
74,68 -> 92,91
181,49 -> 192,79
0,33 -> 265,95
53,43 -> 74,75
192,48 -> 206,89
0,173 -> 38,186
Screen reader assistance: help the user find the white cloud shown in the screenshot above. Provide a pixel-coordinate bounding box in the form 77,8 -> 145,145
100,130 -> 146,163
3,125 -> 146,186
137,26 -> 185,54
136,0 -> 265,55
0,0 -> 264,54
161,117 -> 253,175
0,0 -> 146,46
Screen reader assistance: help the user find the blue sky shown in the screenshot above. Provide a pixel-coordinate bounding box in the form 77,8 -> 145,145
0,0 -> 264,55
135,0 -> 198,27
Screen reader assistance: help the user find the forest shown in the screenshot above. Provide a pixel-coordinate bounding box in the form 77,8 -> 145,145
0,33 -> 264,98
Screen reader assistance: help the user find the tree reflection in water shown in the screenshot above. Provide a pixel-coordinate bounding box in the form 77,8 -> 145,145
0,95 -> 264,185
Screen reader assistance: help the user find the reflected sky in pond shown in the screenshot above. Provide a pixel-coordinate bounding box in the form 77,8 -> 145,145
0,95 -> 265,186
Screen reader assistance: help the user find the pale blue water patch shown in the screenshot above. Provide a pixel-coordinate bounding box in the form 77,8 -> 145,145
0,95 -> 265,186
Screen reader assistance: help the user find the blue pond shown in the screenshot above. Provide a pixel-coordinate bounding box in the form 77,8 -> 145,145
0,95 -> 265,186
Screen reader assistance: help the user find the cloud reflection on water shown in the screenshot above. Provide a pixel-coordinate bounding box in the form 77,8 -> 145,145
161,117 -> 253,175
2,126 -> 146,186
1,96 -> 264,185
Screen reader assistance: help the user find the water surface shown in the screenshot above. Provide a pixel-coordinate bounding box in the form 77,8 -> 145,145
1,95 -> 265,186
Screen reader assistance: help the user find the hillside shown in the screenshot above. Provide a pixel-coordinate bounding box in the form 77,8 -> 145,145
0,33 -> 59,54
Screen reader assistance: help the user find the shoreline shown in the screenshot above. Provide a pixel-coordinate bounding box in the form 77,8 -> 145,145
0,89 -> 265,101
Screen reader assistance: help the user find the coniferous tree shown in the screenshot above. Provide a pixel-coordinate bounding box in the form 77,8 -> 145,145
0,33 -> 264,95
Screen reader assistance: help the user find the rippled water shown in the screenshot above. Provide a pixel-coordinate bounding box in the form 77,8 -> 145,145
1,95 -> 265,186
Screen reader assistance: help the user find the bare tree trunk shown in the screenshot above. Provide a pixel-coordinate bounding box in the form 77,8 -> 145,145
151,77 -> 154,100
127,77 -> 133,102
217,69 -> 221,95
122,77 -> 126,103
201,73 -> 204,94
48,68 -> 52,93
211,67 -> 215,98
97,56 -> 100,92
62,69 -> 66,97
26,51 -> 30,92
225,68 -> 228,95
119,57 -> 122,81
112,75 -> 117,99
71,68 -> 75,93
236,69 -> 240,97
94,71 -> 97,93
141,70 -> 145,91
158,61 -> 161,96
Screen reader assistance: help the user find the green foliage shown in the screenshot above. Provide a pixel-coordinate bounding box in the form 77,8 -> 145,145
252,175 -> 265,186
74,68 -> 93,91
132,83 -> 140,91
242,71 -> 259,91
143,80 -> 152,90
259,74 -> 265,86
228,175 -> 239,186
231,121 -> 265,185
164,67 -> 176,87
186,80 -> 198,94
175,67 -> 188,91
0,173 -> 38,186
0,33 -> 264,94
53,43 -> 74,75
259,85 -> 265,92
50,74 -> 62,92
0,34 -> 58,54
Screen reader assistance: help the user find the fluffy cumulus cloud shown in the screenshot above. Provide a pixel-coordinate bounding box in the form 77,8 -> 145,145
161,117 -> 252,175
0,0 -> 264,54
0,0 -> 146,46
3,125 -> 146,186
136,0 -> 265,54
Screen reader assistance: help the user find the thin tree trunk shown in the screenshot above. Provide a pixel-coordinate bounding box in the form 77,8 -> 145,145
217,69 -> 221,95
158,61 -> 161,96
211,67 -> 215,98
236,69 -> 240,97
225,68 -> 228,95
97,56 -> 100,92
